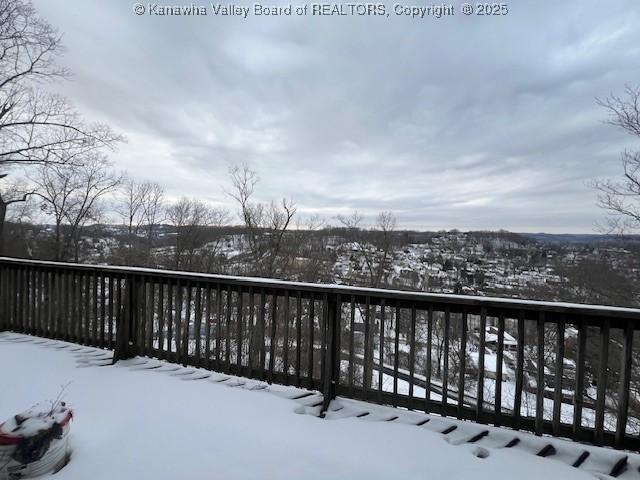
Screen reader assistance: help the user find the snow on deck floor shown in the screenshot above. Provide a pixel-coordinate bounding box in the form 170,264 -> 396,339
0,333 -> 622,480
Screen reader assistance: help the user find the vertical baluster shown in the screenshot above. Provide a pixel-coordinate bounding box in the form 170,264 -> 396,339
18,267 -> 24,332
46,270 -> 52,336
594,318 -> 609,444
295,291 -> 302,387
535,312 -> 545,436
8,267 -> 14,329
9,267 -> 15,330
86,273 -> 92,344
115,277 -> 122,350
552,316 -> 565,436
457,309 -> 467,419
64,271 -> 71,341
236,287 -> 244,372
138,277 -> 146,355
442,307 -> 451,416
107,277 -> 114,348
39,270 -> 45,335
204,284 -> 212,368
83,273 -> 90,344
363,297 -> 371,393
615,323 -> 633,448
225,285 -> 232,372
259,288 -> 266,380
73,272 -> 80,341
54,269 -> 61,339
29,268 -> 34,334
3,265 -> 9,330
92,272 -> 98,346
32,269 -> 39,336
333,294 -> 342,397
38,269 -> 44,335
23,267 -> 28,332
426,305 -> 433,413
408,304 -> 416,409
320,293 -> 328,393
268,291 -> 278,383
80,272 -> 87,344
147,279 -> 155,354
34,269 -> 40,336
513,310 -> 525,429
378,299 -> 385,404
166,280 -> 174,357
248,287 -> 255,378
18,267 -> 24,331
174,281 -> 183,364
99,275 -> 106,348
283,291 -> 290,383
494,312 -> 505,426
476,307 -> 487,422
393,305 -> 400,407
308,294 -> 315,388
349,296 -> 355,397
194,285 -> 203,365
6,267 -> 12,330
17,266 -> 22,330
139,277 -> 148,354
158,282 -> 165,357
182,283 -> 192,365
20,267 -> 26,332
215,284 -> 223,370
30,268 -> 36,334
573,320 -> 587,440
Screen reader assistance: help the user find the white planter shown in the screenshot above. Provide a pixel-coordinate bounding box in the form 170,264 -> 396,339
0,403 -> 73,480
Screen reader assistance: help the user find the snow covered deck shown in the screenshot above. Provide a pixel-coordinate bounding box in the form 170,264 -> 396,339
1,332 -> 638,480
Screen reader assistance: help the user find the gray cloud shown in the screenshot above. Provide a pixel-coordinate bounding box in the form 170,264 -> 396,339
32,0 -> 640,232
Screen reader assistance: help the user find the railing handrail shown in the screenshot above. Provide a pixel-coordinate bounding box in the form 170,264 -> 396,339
1,256 -> 639,319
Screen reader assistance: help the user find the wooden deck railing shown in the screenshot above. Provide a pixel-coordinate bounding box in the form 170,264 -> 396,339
2,257 -> 640,450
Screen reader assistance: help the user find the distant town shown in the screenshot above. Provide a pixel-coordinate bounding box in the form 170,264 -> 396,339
6,223 -> 639,308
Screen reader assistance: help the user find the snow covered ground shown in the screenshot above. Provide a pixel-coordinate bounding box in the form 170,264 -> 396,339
0,332 -> 631,480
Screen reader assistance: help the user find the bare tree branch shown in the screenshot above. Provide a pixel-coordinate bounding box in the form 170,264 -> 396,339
593,87 -> 640,234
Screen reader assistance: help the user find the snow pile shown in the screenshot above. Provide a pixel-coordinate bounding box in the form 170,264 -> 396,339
0,402 -> 72,479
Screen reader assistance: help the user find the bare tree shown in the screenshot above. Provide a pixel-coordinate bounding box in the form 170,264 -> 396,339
31,153 -> 120,261
166,196 -> 228,271
116,178 -> 165,266
5,187 -> 35,253
593,85 -> 640,234
140,182 -> 165,266
0,172 -> 34,253
227,164 -> 296,278
0,0 -> 121,168
0,0 -> 122,254
287,214 -> 332,282
337,210 -> 397,288
117,177 -> 147,264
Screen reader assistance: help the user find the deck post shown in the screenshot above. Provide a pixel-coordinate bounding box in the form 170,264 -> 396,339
320,293 -> 340,417
112,275 -> 139,363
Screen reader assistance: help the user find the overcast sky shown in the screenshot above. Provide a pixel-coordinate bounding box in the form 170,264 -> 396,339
31,0 -> 640,233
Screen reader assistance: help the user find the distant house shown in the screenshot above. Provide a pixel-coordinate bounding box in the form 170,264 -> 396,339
484,325 -> 518,352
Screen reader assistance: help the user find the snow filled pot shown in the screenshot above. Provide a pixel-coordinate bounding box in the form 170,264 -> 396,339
0,403 -> 73,479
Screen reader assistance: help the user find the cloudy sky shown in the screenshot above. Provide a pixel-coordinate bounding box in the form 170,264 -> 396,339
31,0 -> 640,233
